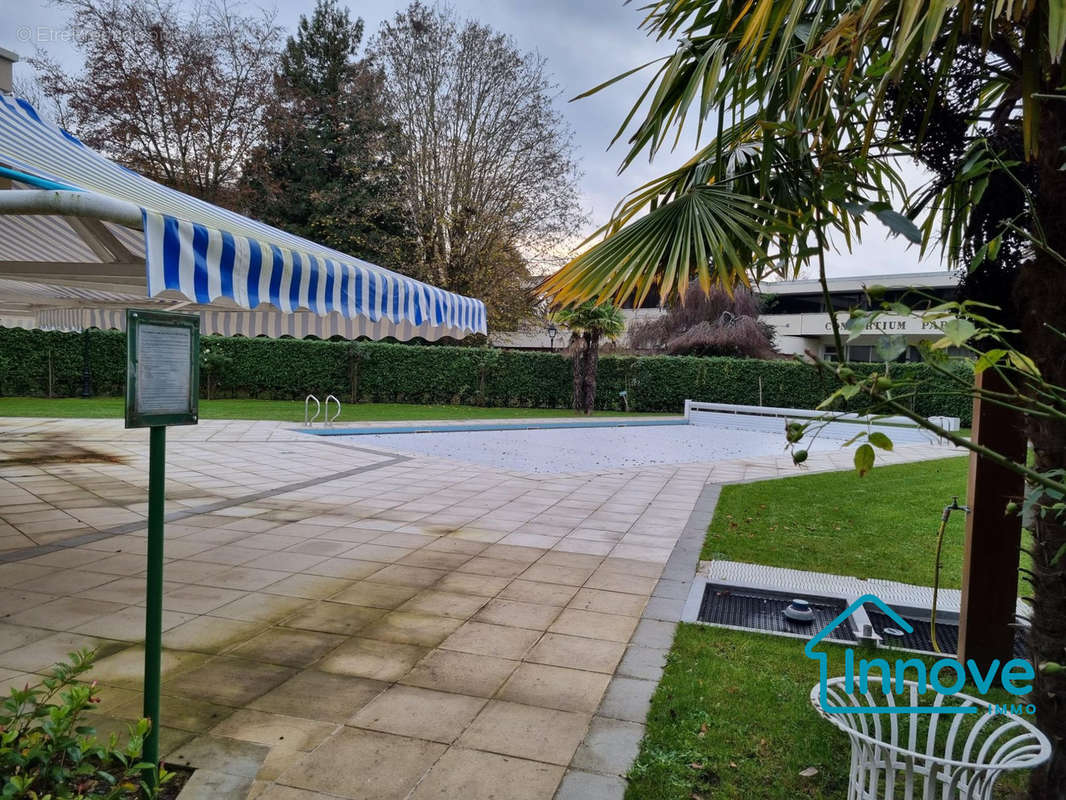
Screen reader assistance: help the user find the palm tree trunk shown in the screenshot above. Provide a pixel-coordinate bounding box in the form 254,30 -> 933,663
1022,105 -> 1066,800
569,332 -> 601,415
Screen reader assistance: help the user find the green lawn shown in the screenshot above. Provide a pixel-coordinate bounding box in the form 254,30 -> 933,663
631,458 -> 1034,800
703,457 -> 973,588
626,626 -> 1027,800
0,397 -> 662,423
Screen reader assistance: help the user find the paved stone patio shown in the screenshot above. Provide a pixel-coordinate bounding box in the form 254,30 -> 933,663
0,417 -> 960,799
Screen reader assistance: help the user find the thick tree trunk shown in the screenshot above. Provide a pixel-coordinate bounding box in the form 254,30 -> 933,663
570,332 -> 600,415
1021,102 -> 1066,800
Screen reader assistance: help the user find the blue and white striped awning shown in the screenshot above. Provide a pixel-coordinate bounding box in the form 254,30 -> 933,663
0,93 -> 487,340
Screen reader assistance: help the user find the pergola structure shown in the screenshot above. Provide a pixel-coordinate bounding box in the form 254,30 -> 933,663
0,49 -> 485,343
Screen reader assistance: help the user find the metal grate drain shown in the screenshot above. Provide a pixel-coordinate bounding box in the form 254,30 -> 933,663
697,583 -> 855,642
865,605 -> 1029,659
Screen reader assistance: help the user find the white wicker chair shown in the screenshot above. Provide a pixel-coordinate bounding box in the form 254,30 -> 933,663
811,677 -> 1051,799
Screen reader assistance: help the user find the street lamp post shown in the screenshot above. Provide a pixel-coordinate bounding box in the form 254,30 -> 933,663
547,323 -> 557,352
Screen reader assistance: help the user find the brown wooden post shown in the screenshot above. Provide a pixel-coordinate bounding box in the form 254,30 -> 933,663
958,370 -> 1028,668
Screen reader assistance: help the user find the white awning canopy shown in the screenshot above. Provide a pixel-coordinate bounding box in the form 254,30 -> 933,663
0,93 -> 487,340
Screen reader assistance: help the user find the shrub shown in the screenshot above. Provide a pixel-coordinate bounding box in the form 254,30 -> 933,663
199,346 -> 233,401
0,649 -> 170,799
0,327 -> 974,424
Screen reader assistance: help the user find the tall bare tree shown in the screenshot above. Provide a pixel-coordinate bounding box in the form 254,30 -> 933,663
370,3 -> 583,330
32,0 -> 280,205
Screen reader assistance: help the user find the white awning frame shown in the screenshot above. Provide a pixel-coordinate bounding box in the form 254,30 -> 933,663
0,188 -> 142,228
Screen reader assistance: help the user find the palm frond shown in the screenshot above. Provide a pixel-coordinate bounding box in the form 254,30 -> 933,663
543,0 -> 1063,309
538,182 -> 780,307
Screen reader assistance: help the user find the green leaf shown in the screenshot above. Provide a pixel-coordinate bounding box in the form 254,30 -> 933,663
875,335 -> 907,362
868,432 -> 894,451
873,208 -> 922,243
570,56 -> 670,101
844,313 -> 868,341
1050,1 -> 1066,72
974,348 -> 1006,374
1052,544 -> 1066,567
1008,351 -> 1041,377
938,318 -> 977,347
854,443 -> 875,477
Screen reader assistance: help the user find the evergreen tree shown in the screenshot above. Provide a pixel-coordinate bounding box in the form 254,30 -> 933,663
242,0 -> 410,269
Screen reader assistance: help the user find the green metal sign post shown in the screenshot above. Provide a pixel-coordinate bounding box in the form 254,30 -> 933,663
143,424 -> 166,791
124,309 -> 199,793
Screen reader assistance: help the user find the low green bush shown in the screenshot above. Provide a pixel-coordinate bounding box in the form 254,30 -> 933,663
0,327 -> 974,424
0,649 -> 170,799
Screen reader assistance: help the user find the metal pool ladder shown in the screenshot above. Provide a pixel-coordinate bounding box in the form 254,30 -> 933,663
304,395 -> 321,426
324,394 -> 341,427
304,394 -> 342,427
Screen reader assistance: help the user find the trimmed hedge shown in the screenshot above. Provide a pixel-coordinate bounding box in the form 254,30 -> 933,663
0,327 -> 126,398
0,327 -> 974,423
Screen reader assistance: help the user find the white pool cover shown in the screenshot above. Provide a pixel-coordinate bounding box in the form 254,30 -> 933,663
351,422 -> 854,474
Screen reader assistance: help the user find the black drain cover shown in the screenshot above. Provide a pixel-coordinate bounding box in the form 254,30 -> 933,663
697,583 -> 855,642
865,605 -> 1028,658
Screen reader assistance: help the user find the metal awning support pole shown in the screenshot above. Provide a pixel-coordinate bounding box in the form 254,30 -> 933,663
0,189 -> 143,229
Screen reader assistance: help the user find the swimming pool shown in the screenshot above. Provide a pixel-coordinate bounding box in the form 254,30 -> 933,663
301,417 -> 687,436
311,420 -> 853,474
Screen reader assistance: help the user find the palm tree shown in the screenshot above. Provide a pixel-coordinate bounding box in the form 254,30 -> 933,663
538,2 -> 1066,794
555,302 -> 625,415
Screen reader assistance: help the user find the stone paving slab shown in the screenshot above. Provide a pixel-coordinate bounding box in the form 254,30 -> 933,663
0,416 -> 961,800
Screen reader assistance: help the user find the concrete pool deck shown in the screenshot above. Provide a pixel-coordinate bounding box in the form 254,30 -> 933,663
0,416 -> 961,799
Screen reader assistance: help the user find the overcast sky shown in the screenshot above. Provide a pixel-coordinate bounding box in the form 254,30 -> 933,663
4,0 -> 943,279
